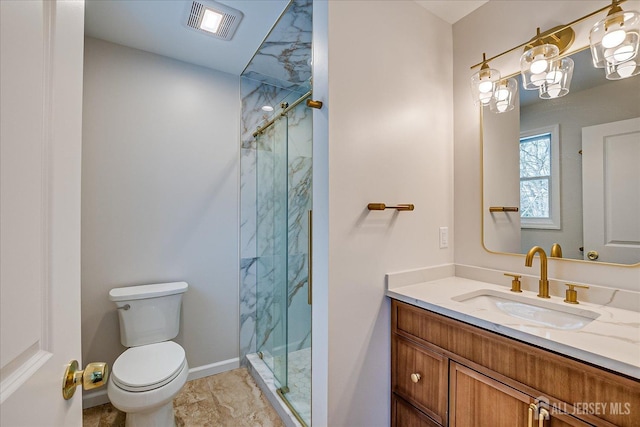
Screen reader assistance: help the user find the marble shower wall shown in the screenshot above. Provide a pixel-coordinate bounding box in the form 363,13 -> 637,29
239,0 -> 312,363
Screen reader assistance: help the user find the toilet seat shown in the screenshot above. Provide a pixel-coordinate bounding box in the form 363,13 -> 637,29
111,341 -> 186,392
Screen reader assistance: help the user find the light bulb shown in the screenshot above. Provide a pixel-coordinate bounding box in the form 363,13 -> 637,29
479,92 -> 492,105
496,101 -> 508,113
478,80 -> 493,93
546,84 -> 562,98
613,44 -> 635,62
495,88 -> 509,101
530,73 -> 547,86
617,60 -> 637,78
546,70 -> 563,84
602,28 -> 626,48
530,58 -> 548,74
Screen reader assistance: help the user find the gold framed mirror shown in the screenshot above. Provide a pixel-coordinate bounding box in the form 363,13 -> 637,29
482,48 -> 640,265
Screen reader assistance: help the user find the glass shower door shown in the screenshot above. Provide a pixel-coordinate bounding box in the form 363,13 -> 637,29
255,93 -> 312,426
256,114 -> 288,389
283,98 -> 312,424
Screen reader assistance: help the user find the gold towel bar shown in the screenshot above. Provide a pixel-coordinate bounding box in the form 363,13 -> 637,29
368,203 -> 414,211
489,206 -> 519,212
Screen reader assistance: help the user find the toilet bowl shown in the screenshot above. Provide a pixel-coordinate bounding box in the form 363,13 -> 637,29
107,282 -> 189,427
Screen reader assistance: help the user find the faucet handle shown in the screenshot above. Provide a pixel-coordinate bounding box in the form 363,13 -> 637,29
564,283 -> 589,304
504,273 -> 522,293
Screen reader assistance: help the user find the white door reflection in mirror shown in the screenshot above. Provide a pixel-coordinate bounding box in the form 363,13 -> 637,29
582,117 -> 640,264
483,105 -> 521,254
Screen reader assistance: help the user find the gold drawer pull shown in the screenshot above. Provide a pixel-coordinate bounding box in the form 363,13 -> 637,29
528,403 -> 537,427
410,373 -> 421,383
538,408 -> 549,426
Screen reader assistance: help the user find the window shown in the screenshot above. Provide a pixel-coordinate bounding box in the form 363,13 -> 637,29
519,125 -> 560,229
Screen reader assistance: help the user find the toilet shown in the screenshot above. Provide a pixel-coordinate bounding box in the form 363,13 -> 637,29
107,281 -> 189,427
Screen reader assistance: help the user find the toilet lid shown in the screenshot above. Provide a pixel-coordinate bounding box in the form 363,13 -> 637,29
111,341 -> 186,392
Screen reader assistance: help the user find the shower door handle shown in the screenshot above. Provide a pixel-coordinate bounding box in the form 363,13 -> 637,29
308,210 -> 312,305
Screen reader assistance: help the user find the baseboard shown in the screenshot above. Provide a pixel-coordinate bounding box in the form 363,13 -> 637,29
82,357 -> 240,409
83,388 -> 110,409
187,357 -> 240,381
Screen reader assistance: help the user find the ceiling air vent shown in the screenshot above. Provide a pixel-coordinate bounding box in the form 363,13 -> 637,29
185,0 -> 243,41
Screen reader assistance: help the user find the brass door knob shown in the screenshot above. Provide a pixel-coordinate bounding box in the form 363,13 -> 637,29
410,373 -> 421,383
62,360 -> 109,400
587,250 -> 599,260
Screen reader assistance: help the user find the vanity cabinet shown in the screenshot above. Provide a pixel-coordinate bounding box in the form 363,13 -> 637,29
391,300 -> 640,427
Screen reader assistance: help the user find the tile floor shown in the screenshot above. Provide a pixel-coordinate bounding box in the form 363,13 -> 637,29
83,368 -> 284,427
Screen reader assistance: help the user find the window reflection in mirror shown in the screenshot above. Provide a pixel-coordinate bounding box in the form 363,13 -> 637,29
482,48 -> 640,265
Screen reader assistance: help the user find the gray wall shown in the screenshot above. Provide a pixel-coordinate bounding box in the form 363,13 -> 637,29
81,38 -> 240,376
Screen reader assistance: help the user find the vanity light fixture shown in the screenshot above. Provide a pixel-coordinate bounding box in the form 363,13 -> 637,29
470,0 -> 639,112
590,0 -> 640,79
470,53 -> 501,106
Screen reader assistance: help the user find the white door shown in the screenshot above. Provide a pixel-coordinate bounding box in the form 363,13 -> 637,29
582,117 -> 640,264
1,0 -> 85,425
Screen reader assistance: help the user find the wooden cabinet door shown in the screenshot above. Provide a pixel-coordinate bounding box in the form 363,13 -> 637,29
393,394 -> 441,427
393,335 -> 448,425
450,362 -> 590,427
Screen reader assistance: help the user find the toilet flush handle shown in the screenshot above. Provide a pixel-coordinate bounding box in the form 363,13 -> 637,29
62,360 -> 109,400
117,304 -> 130,310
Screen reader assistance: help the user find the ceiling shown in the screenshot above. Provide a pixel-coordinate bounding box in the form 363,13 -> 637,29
84,0 -> 289,75
85,0 -> 489,76
414,0 -> 489,24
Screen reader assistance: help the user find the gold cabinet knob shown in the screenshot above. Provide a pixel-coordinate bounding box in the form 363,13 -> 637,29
410,373 -> 421,383
62,360 -> 109,400
587,250 -> 599,260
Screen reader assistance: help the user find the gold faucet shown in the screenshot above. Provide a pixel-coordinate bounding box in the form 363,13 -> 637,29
550,243 -> 563,258
525,246 -> 550,298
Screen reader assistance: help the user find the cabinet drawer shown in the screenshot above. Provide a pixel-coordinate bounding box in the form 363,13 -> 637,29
392,394 -> 441,427
392,335 -> 448,426
450,362 -> 591,427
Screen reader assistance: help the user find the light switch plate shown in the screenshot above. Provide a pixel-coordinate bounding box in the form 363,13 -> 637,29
439,226 -> 448,249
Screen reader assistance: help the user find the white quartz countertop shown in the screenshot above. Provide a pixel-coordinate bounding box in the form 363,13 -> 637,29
386,276 -> 640,379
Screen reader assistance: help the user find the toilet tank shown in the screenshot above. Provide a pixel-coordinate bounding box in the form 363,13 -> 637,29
109,282 -> 188,347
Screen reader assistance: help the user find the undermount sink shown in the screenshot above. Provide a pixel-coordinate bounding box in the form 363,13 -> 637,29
452,289 -> 600,330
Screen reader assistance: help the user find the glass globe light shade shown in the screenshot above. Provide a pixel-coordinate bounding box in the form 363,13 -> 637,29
521,44 -> 560,90
489,78 -> 518,113
590,9 -> 640,69
539,57 -> 574,99
605,58 -> 640,79
470,64 -> 500,106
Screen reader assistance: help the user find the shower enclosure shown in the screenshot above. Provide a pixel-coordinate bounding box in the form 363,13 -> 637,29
239,1 -> 313,424
255,91 -> 312,425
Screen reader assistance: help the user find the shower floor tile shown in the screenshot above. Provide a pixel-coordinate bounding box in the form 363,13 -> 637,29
250,347 -> 311,426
